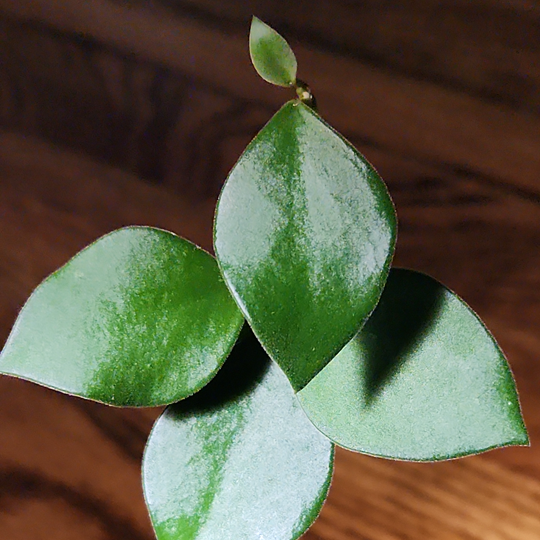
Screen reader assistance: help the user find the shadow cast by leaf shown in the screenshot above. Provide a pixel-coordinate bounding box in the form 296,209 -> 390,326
173,325 -> 271,414
362,269 -> 446,406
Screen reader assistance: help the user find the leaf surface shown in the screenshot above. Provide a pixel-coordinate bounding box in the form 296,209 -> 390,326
0,227 -> 244,406
249,16 -> 297,87
298,268 -> 529,461
214,101 -> 397,391
143,330 -> 334,540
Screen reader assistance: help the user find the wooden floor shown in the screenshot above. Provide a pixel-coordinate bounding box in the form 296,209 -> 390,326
0,1 -> 539,538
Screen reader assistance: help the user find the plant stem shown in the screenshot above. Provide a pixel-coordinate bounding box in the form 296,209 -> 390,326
294,79 -> 317,110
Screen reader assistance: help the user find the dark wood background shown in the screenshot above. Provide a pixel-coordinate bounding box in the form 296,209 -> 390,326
0,1 -> 539,538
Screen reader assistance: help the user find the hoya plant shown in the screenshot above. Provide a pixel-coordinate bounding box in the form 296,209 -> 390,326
0,17 -> 528,540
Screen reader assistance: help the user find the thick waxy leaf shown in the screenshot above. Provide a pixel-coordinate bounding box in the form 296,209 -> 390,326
214,101 -> 397,391
250,16 -> 297,87
298,268 -> 529,461
0,227 -> 244,406
143,330 -> 334,540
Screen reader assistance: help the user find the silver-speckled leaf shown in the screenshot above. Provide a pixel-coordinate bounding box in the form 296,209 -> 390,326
299,268 -> 528,461
143,330 -> 334,540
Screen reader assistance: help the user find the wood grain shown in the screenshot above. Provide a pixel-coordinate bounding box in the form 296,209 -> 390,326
137,0 -> 540,118
0,124 -> 538,538
0,1 -> 539,538
1,0 -> 540,196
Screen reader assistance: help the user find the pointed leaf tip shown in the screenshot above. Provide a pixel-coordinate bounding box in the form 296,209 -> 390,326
299,268 -> 528,461
249,16 -> 297,87
214,101 -> 396,391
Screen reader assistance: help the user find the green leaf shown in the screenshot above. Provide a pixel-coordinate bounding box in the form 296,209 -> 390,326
298,268 -> 529,461
214,101 -> 396,391
0,227 -> 244,406
143,329 -> 334,540
249,16 -> 297,87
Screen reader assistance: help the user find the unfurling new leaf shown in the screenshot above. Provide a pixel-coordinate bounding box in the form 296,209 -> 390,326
0,16 -> 528,540
249,16 -> 298,87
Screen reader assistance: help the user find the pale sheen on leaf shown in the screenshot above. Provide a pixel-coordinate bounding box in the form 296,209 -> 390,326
0,227 -> 244,406
214,101 -> 396,391
143,330 -> 334,540
298,268 -> 528,461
